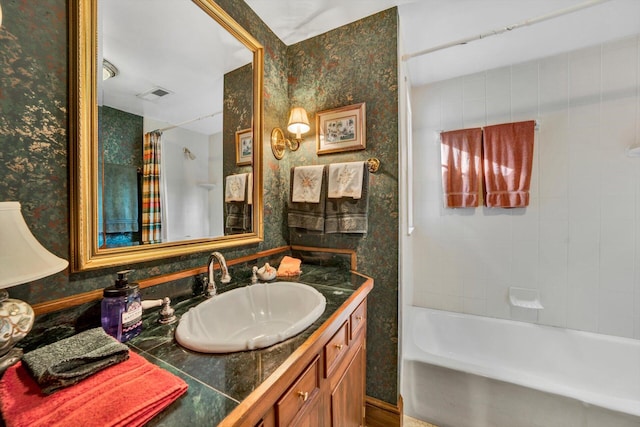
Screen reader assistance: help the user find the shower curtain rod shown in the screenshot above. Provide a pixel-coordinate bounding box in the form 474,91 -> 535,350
401,0 -> 613,61
153,111 -> 222,133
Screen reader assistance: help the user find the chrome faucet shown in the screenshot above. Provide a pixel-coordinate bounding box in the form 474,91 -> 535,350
205,252 -> 231,298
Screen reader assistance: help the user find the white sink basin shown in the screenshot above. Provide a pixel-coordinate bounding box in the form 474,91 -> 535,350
175,282 -> 326,353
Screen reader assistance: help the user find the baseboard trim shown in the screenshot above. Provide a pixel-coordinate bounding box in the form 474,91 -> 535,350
365,394 -> 403,427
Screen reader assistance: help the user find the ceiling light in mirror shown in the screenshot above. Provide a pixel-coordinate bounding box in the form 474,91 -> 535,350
102,59 -> 118,81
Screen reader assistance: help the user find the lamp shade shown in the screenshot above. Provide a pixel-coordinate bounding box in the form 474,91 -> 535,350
0,202 -> 68,289
287,107 -> 310,138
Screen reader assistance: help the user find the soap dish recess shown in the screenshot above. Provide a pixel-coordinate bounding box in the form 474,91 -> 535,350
509,287 -> 544,310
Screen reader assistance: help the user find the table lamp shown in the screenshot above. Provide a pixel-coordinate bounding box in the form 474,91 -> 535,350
0,202 -> 68,373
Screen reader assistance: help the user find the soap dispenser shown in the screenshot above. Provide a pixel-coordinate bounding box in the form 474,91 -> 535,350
101,269 -> 142,342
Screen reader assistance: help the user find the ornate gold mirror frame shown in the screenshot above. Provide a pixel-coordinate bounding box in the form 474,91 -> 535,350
69,0 -> 264,272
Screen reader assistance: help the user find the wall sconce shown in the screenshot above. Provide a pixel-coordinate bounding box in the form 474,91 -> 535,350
271,107 -> 310,160
0,202 -> 68,373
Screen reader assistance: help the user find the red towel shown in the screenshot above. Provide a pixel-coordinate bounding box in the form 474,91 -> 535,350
0,351 -> 188,427
482,120 -> 535,208
440,128 -> 483,207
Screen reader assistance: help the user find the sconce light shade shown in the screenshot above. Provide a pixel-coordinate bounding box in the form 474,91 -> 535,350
271,107 -> 311,160
0,202 -> 68,373
287,107 -> 310,139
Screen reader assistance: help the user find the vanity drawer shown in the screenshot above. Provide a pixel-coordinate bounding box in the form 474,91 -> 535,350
324,320 -> 349,378
276,357 -> 320,426
350,300 -> 367,340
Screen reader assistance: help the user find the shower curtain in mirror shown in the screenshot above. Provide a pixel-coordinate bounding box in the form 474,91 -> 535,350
142,131 -> 162,244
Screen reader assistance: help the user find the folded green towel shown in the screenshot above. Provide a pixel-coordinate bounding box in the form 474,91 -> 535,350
22,327 -> 129,394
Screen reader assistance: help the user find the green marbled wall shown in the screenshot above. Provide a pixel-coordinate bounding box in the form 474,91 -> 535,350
99,106 -> 143,166
223,63 -> 254,225
286,9 -> 400,404
0,0 -> 399,406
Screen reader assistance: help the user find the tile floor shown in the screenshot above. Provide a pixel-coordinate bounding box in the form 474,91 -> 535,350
403,415 -> 438,427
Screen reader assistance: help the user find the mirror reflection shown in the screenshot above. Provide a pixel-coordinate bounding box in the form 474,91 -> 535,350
97,0 -> 254,248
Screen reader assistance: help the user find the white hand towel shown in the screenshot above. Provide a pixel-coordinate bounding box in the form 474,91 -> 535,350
327,161 -> 365,199
225,173 -> 247,202
291,165 -> 325,203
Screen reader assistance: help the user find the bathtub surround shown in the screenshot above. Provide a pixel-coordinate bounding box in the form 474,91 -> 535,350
403,306 -> 640,426
410,34 -> 640,340
1,0 -> 399,411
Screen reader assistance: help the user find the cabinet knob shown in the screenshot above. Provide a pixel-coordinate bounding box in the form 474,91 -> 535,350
334,344 -> 344,350
297,391 -> 309,402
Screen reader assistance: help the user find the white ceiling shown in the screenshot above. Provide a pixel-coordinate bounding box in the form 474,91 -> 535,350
102,0 -> 640,135
100,0 -> 252,135
245,0 -> 640,87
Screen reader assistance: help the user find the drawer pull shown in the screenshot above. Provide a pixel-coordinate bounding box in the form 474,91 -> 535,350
334,344 -> 344,350
356,315 -> 363,321
297,391 -> 309,402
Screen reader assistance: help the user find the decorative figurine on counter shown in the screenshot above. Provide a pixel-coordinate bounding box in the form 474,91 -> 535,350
256,263 -> 277,282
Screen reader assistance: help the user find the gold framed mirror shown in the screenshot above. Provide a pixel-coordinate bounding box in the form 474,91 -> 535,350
69,0 -> 264,271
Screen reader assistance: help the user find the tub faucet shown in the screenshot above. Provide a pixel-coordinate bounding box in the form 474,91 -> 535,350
205,252 -> 231,298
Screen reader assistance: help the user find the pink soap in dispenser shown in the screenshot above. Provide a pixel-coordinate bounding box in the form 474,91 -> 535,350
101,270 -> 142,342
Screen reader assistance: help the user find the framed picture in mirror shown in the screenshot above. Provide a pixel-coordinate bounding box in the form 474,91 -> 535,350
236,128 -> 253,165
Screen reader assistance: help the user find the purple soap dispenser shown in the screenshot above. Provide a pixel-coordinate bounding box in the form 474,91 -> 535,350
101,270 -> 142,342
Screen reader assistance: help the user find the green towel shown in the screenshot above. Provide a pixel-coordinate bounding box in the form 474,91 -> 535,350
103,163 -> 139,233
22,327 -> 129,394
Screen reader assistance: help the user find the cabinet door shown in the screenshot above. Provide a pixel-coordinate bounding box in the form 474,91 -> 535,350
330,344 -> 365,427
291,393 -> 323,427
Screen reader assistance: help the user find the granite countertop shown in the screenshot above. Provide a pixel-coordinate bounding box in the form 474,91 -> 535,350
127,265 -> 369,426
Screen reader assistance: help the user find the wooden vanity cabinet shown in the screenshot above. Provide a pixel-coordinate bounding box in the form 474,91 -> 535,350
326,300 -> 366,427
246,298 -> 368,427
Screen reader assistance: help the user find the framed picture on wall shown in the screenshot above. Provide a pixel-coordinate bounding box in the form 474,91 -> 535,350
316,102 -> 366,155
235,128 -> 253,166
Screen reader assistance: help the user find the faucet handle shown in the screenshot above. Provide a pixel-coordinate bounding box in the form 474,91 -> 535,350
251,266 -> 258,284
158,297 -> 177,324
141,299 -> 163,310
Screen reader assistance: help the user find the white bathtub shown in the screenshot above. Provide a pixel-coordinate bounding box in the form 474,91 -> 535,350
402,306 -> 640,427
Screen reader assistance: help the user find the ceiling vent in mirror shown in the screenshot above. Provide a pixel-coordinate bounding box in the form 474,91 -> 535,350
136,86 -> 173,101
